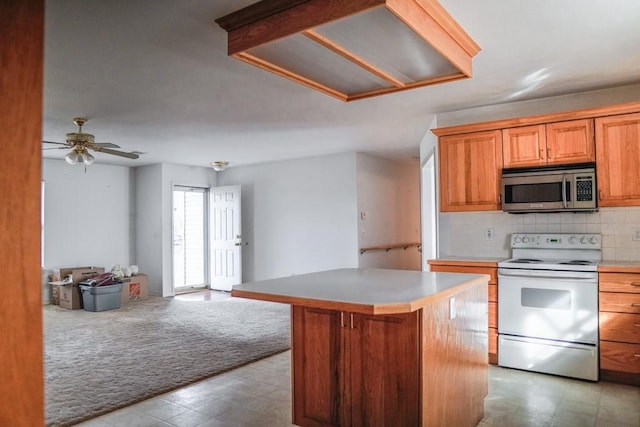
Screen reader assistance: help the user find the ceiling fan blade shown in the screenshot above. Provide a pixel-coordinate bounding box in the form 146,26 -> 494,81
43,147 -> 68,150
92,142 -> 120,149
42,140 -> 68,146
93,147 -> 139,159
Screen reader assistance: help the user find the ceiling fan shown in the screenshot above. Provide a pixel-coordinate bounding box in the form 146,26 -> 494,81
43,117 -> 140,166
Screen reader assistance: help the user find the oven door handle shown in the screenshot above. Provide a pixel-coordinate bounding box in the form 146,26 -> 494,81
562,175 -> 569,209
498,269 -> 596,280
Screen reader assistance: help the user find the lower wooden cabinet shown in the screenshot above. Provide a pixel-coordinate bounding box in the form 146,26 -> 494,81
292,307 -> 420,427
598,270 -> 640,386
428,260 -> 499,364
291,279 -> 488,427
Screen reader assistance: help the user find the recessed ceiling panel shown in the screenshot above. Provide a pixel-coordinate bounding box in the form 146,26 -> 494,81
314,7 -> 459,83
247,33 -> 391,95
216,0 -> 479,100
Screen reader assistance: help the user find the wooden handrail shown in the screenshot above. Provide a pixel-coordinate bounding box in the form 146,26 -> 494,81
360,243 -> 421,255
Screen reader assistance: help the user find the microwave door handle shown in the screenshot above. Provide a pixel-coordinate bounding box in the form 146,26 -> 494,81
562,175 -> 568,208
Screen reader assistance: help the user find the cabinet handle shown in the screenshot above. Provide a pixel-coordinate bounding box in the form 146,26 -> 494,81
631,282 -> 640,287
539,148 -> 544,159
498,195 -> 502,205
632,303 -> 640,307
599,190 -> 603,201
634,323 -> 640,327
547,147 -> 551,159
635,354 -> 640,358
340,312 -> 345,328
350,313 -> 355,329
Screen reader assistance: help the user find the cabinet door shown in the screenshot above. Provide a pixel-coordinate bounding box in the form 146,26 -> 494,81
502,125 -> 546,168
349,312 -> 420,427
292,306 -> 347,427
546,119 -> 595,165
439,130 -> 503,212
596,113 -> 640,207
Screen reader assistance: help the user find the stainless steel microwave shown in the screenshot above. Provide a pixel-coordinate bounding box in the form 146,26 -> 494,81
502,163 -> 597,213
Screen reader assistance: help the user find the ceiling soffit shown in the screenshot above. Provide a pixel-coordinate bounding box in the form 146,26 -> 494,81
216,0 -> 480,101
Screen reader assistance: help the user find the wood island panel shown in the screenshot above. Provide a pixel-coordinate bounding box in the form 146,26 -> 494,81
428,259 -> 499,365
421,281 -> 488,427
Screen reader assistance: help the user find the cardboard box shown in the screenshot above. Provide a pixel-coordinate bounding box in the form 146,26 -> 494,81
121,274 -> 149,303
58,284 -> 83,310
59,266 -> 105,285
51,284 -> 61,305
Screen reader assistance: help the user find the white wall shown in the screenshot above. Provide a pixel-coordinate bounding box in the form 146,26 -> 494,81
436,83 -> 640,128
356,153 -> 421,270
134,164 -> 163,296
42,159 -> 133,302
135,163 -> 216,297
219,153 -> 359,282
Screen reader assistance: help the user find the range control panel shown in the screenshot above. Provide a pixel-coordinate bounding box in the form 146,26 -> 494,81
511,233 -> 601,250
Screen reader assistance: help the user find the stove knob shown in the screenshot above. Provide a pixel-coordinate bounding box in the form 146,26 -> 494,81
580,237 -> 588,244
569,236 -> 577,245
589,236 -> 598,244
514,236 -> 522,244
522,236 -> 530,244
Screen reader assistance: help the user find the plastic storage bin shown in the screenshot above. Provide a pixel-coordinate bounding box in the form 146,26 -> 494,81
79,283 -> 123,312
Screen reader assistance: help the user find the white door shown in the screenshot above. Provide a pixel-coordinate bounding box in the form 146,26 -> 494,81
210,185 -> 242,291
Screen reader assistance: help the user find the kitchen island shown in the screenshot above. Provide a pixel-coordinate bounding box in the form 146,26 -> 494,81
232,268 -> 489,427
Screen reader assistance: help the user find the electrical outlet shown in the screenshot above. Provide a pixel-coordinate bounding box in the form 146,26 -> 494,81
633,230 -> 640,241
485,228 -> 494,241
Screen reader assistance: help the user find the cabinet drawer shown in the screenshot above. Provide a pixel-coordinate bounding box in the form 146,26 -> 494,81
600,341 -> 640,374
489,302 -> 497,329
599,273 -> 640,293
488,284 -> 497,302
600,292 -> 640,314
429,265 -> 497,285
599,312 -> 640,344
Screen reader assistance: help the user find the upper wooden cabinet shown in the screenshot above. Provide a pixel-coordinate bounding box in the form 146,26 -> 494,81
433,101 -> 640,212
596,112 -> 640,207
439,130 -> 503,212
503,119 -> 595,168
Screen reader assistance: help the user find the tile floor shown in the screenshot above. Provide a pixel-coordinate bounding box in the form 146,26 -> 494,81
74,291 -> 640,427
75,350 -> 640,427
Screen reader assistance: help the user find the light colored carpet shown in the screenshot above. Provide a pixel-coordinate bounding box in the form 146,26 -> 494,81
43,293 -> 290,427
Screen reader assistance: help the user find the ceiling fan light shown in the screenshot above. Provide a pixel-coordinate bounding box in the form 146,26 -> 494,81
65,150 -> 79,165
83,151 -> 96,165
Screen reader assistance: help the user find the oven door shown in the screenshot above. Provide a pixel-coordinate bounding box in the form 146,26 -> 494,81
497,268 -> 598,344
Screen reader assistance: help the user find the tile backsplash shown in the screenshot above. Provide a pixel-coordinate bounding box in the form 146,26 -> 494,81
438,207 -> 640,261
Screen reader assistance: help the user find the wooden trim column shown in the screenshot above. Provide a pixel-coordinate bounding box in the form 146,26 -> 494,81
0,1 -> 45,426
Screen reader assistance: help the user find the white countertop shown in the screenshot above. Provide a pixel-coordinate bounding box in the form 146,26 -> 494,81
231,268 -> 489,314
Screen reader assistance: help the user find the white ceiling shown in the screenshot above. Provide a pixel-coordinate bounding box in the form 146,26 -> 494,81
42,0 -> 640,168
